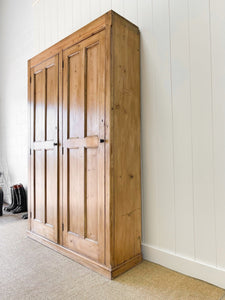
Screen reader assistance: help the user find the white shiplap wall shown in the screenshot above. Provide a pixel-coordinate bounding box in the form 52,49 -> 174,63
0,0 -> 225,288
0,0 -> 33,201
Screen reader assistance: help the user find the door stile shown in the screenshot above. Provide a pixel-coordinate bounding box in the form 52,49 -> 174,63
28,60 -> 32,231
97,33 -> 106,263
30,68 -> 35,223
83,46 -> 87,239
58,51 -> 63,245
43,68 -> 47,226
62,50 -> 68,245
52,55 -> 59,242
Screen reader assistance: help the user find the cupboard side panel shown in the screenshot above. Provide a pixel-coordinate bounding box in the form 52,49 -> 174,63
104,15 -> 113,268
45,64 -> 58,228
112,15 -> 141,266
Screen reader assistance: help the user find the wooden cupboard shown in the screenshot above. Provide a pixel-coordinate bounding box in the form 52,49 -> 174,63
27,10 -> 141,279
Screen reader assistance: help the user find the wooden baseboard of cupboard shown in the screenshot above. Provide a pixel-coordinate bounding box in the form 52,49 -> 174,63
27,230 -> 142,279
111,254 -> 143,278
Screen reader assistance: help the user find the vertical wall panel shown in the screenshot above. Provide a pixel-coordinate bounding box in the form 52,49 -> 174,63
169,0 -> 194,258
138,0 -> 159,247
152,0 -> 175,252
81,0 -> 91,26
72,0 -> 82,31
64,0 -> 73,36
57,0 -> 66,40
100,0 -> 112,14
50,0 -> 58,45
39,0 -> 45,51
189,0 -> 216,265
210,0 -> 225,269
123,0 -> 138,24
0,0 -> 33,194
90,0 -> 101,21
43,0 -> 50,49
112,0 -> 124,16
33,0 -> 41,52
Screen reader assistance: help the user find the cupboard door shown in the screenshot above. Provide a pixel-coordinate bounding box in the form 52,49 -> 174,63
62,31 -> 105,263
30,55 -> 59,243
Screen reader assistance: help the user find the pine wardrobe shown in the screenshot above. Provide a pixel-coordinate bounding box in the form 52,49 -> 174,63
27,10 -> 141,278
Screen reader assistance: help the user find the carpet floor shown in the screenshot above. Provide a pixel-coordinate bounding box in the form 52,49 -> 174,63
0,213 -> 225,300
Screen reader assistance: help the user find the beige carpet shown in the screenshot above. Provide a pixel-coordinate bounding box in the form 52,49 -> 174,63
0,214 -> 225,300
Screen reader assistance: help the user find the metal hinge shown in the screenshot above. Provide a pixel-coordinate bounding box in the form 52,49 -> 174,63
30,211 -> 32,219
30,149 -> 32,155
62,147 -> 64,155
62,223 -> 64,231
62,61 -> 64,68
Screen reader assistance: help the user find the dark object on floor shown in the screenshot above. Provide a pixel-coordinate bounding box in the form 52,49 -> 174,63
22,213 -> 28,219
4,184 -> 27,214
0,187 -> 3,216
12,184 -> 27,214
4,185 -> 18,212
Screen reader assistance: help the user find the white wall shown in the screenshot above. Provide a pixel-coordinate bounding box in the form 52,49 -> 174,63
1,0 -> 225,289
0,0 -> 33,202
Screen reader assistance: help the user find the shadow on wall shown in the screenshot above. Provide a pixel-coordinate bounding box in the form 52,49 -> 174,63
0,161 -> 12,204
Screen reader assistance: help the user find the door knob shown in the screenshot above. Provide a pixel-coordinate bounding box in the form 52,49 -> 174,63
100,139 -> 105,143
53,142 -> 58,146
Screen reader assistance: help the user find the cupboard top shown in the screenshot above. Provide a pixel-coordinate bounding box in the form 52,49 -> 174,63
28,10 -> 139,68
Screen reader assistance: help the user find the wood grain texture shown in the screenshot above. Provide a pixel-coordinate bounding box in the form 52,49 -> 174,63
27,230 -> 142,279
62,31 -> 106,264
111,12 -> 141,266
28,10 -> 141,277
104,12 -> 113,268
30,54 -> 59,243
30,13 -> 107,68
58,50 -> 63,246
22,0 -> 225,286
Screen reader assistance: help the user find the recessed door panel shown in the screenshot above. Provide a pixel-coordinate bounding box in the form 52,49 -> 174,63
86,148 -> 98,241
68,148 -> 85,236
62,31 -> 105,263
85,44 -> 99,242
34,71 -> 45,142
46,149 -> 57,227
34,150 -> 44,221
46,65 -> 57,141
68,51 -> 84,139
30,55 -> 59,243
